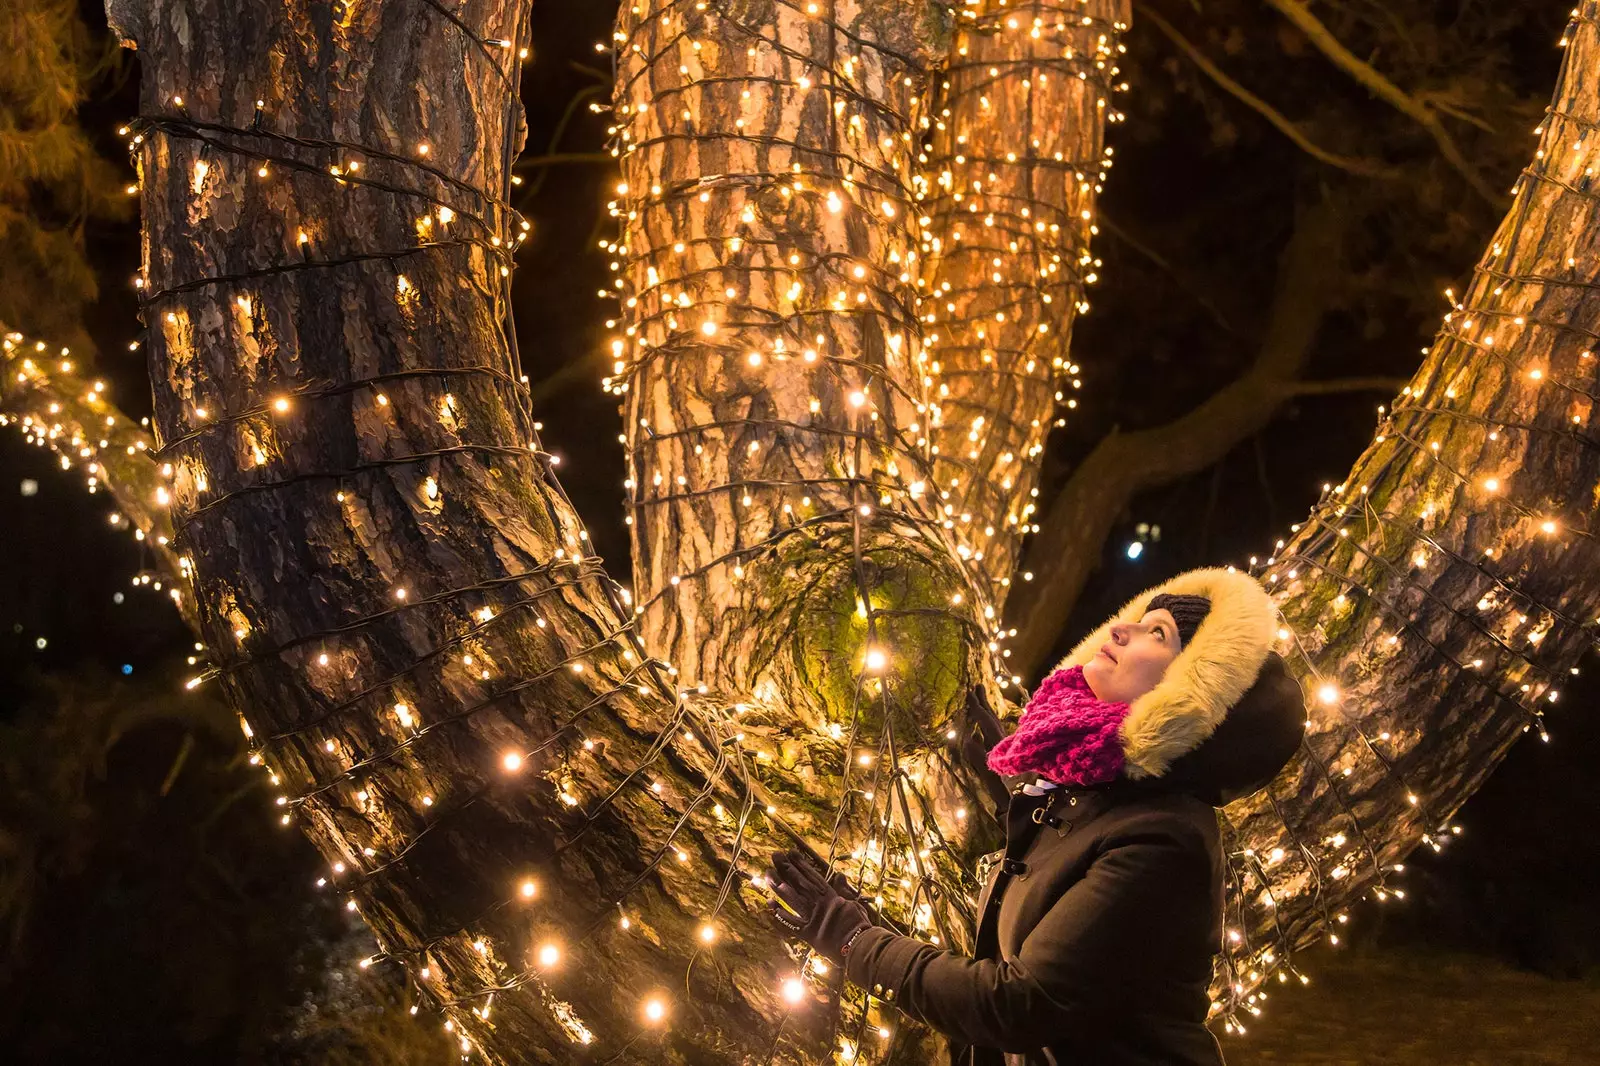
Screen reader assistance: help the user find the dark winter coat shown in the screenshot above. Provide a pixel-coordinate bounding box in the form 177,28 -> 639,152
842,774 -> 1226,1066
842,568 -> 1307,1066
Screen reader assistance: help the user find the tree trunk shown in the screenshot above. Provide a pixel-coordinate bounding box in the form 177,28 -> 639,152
104,0 -> 912,1061
611,0 -> 986,720
1213,7 -> 1600,1027
609,10 -> 1009,1035
917,0 -> 1129,610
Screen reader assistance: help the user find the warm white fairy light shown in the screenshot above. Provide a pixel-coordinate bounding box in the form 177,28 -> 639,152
1,1 -> 1592,1059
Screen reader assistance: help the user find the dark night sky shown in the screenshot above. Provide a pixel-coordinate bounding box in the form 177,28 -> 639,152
2,2 -> 1596,1043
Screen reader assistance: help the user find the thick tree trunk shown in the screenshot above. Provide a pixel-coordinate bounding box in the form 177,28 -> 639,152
609,9 -> 1008,1031
1213,7 -> 1600,1028
82,0 -> 1600,1054
916,0 -> 1129,608
105,1 -> 911,1062
611,0 -> 978,712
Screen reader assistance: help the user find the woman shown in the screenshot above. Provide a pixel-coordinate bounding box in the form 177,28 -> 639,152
766,567 -> 1306,1066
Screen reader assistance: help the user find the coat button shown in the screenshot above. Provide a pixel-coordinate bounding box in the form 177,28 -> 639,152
884,989 -> 895,1001
872,983 -> 883,995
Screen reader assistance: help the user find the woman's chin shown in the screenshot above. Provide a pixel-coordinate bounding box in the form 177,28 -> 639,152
1081,660 -> 1108,699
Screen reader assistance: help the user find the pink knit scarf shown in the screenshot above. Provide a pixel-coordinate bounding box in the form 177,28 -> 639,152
985,665 -> 1131,786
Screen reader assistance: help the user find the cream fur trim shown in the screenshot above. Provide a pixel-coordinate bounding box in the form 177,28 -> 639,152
1053,567 -> 1278,780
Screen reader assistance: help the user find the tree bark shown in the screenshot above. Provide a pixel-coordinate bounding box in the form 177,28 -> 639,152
106,1 -> 902,1062
609,15 -> 1010,1045
1213,6 -> 1600,1027
611,0 -> 974,711
916,0 -> 1130,608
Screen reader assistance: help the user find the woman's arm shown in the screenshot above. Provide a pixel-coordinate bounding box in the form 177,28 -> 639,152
842,813 -> 1213,1053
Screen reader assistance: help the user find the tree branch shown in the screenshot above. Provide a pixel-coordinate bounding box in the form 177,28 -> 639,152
514,151 -> 612,169
912,1 -> 1134,606
1100,214 -> 1242,336
1140,5 -> 1401,180
1262,0 -> 1504,205
1,326 -> 196,632
1280,375 -> 1407,398
1008,196 -> 1346,676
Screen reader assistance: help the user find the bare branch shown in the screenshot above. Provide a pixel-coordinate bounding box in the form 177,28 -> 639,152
1100,214 -> 1241,336
1009,197 -> 1346,675
514,151 -> 612,169
1280,375 -> 1407,397
1263,0 -> 1504,205
1141,5 -> 1401,180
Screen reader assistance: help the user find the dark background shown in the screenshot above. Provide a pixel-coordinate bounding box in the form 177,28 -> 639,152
2,1 -> 1596,1061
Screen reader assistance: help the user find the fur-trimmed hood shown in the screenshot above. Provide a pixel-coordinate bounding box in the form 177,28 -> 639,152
1053,566 -> 1305,804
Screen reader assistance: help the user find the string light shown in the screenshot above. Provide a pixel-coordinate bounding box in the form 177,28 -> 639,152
1214,5 -> 1600,1032
6,0 -> 1596,1058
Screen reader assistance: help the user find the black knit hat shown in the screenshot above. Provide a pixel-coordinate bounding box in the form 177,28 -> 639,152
1145,592 -> 1211,649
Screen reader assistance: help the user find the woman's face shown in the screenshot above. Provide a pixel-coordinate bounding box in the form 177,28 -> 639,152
1081,608 -> 1182,704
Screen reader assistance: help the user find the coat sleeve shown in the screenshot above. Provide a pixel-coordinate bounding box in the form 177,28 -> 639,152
842,814 -> 1215,1053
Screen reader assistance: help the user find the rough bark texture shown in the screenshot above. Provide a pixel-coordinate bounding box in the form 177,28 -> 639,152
610,0 -> 974,711
0,326 -> 194,629
69,0 -> 1600,1057
107,1 -> 922,1062
607,18 -> 1010,1061
1212,6 -> 1600,1025
917,0 -> 1128,610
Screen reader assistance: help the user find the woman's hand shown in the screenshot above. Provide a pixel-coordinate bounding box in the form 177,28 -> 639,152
764,848 -> 875,964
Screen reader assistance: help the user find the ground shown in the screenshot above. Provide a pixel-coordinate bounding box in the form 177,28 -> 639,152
1224,945 -> 1600,1065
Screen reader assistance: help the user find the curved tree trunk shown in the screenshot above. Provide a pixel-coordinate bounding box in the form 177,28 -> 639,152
611,0 -> 989,726
917,0 -> 1128,610
1214,7 -> 1600,1028
609,12 -> 1010,1043
103,0 -> 903,1062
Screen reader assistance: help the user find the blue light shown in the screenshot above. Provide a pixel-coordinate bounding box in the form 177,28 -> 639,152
1125,541 -> 1144,560
122,664 -> 133,675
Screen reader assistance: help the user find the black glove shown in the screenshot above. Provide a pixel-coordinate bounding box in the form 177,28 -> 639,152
765,848 -> 875,964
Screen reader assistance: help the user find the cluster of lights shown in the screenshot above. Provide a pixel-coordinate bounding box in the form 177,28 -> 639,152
914,0 -> 1128,598
1210,7 -> 1600,1033
7,0 -> 1598,1060
595,2 -> 1078,1050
